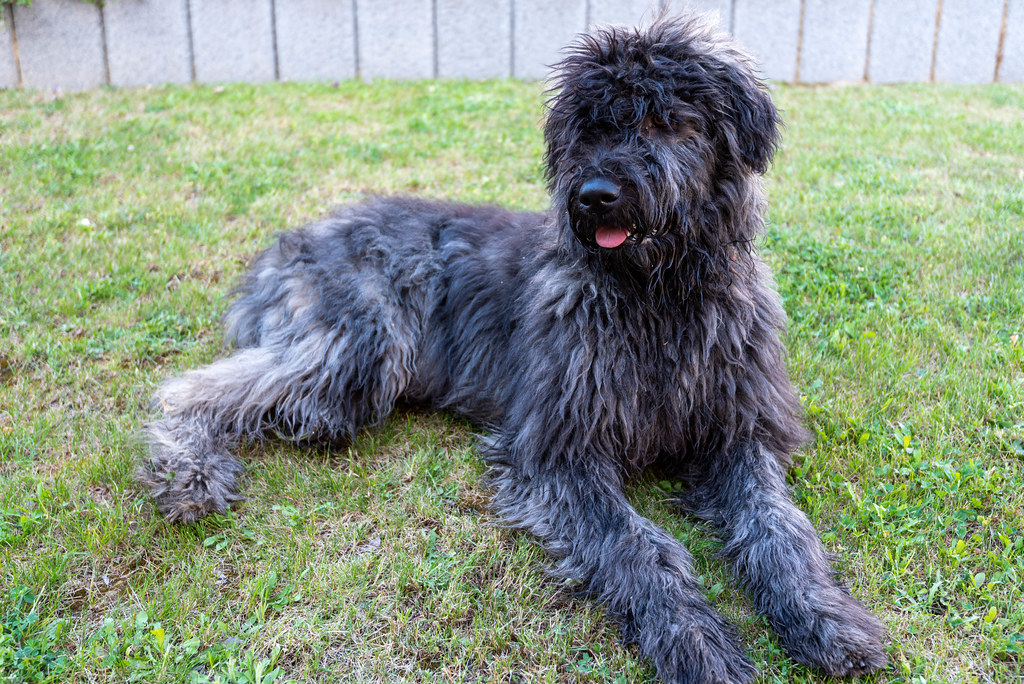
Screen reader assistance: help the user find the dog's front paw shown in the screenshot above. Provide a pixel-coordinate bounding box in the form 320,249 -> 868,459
779,588 -> 886,678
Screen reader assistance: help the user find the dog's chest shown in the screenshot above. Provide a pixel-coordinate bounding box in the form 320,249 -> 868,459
600,314 -> 707,462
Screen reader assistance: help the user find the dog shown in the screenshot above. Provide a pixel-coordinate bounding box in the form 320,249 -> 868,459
139,15 -> 886,683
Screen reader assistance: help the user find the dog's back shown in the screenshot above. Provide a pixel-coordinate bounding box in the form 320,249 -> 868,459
222,197 -> 553,427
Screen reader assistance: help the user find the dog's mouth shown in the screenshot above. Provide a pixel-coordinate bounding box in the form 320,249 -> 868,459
595,225 -> 631,249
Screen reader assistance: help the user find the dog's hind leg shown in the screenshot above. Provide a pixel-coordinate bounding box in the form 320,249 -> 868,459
687,444 -> 887,678
484,438 -> 758,684
139,208 -> 436,522
140,317 -> 416,522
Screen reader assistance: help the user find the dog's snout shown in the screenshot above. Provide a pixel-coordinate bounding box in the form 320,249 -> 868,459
578,177 -> 621,213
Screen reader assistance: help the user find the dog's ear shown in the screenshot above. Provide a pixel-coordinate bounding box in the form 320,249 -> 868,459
716,63 -> 781,175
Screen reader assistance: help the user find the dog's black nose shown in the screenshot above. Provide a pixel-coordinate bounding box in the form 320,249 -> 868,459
578,178 -> 621,213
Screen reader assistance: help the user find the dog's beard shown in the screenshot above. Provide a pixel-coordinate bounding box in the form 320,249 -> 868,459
565,200 -> 676,255
560,170 -> 688,255
560,190 -> 710,305
569,212 -> 642,251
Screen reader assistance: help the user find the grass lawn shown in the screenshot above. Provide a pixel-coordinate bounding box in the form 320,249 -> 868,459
0,79 -> 1022,683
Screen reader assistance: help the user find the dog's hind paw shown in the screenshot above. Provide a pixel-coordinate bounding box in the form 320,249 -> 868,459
136,455 -> 243,523
138,417 -> 244,523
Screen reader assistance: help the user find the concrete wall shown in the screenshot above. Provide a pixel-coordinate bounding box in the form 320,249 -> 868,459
1,0 -> 1021,90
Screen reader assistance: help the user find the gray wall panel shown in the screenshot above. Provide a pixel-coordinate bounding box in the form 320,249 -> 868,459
14,0 -> 105,91
190,0 -> 276,84
106,0 -> 192,87
999,0 -> 1024,82
933,0 -> 1003,83
868,0 -> 938,83
276,0 -> 356,81
514,0 -> 587,79
664,0 -> 732,31
588,0 -> 660,29
437,0 -> 511,78
1,7 -> 18,88
799,0 -> 871,83
358,0 -> 434,79
733,0 -> 800,81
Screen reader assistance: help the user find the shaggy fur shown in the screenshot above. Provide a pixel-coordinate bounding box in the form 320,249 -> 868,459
140,16 -> 886,682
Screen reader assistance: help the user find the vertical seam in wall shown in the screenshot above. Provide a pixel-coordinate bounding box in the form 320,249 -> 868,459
270,0 -> 280,80
930,0 -> 943,82
432,0 -> 439,78
729,0 -> 736,34
794,0 -> 806,83
509,0 -> 516,78
5,3 -> 22,88
863,0 -> 875,82
185,0 -> 196,82
994,0 -> 1010,82
585,0 -> 591,30
352,0 -> 361,79
98,2 -> 111,86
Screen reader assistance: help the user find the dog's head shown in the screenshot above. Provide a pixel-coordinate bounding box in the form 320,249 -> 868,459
544,15 -> 780,264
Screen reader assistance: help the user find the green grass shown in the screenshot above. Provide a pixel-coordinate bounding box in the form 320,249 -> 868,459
0,79 -> 1022,683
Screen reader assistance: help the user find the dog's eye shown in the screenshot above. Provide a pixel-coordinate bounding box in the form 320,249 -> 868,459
642,114 -> 671,135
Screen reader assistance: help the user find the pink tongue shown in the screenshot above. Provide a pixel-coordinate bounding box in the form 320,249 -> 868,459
595,226 -> 628,248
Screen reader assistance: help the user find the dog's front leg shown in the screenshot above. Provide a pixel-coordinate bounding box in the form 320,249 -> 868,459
485,442 -> 757,684
687,444 -> 887,678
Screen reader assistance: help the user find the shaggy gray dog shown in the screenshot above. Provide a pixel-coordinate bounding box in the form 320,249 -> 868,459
140,16 -> 886,683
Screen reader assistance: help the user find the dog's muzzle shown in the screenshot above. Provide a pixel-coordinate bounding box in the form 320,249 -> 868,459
577,177 -> 631,249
